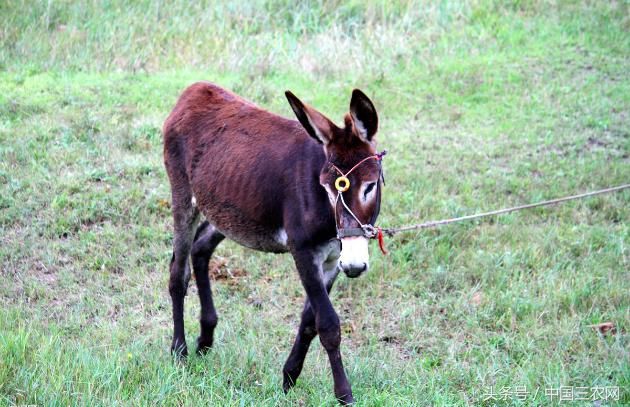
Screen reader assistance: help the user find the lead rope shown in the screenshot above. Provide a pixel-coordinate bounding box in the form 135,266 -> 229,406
381,184 -> 630,238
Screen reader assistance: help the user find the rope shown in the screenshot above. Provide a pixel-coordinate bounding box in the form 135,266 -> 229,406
381,184 -> 630,237
338,191 -> 364,228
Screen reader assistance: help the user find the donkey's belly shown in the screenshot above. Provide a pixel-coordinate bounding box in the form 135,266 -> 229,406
221,225 -> 289,253
197,203 -> 289,254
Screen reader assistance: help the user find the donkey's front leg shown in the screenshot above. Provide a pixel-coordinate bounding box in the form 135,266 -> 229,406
291,246 -> 353,405
283,252 -> 340,392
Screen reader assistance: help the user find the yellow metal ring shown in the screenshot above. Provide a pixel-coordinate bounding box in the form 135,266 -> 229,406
335,176 -> 350,192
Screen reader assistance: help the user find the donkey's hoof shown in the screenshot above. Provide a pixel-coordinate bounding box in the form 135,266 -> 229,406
336,392 -> 354,405
282,369 -> 300,393
170,340 -> 188,359
196,336 -> 214,355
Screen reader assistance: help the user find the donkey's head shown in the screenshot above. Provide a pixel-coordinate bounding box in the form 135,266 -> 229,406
286,89 -> 383,278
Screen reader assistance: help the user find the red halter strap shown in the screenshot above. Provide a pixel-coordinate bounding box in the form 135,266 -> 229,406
330,151 -> 385,178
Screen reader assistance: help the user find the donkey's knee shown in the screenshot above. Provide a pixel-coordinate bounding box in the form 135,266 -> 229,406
169,248 -> 192,292
169,259 -> 190,298
317,311 -> 341,352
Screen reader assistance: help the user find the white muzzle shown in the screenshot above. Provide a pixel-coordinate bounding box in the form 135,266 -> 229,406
338,237 -> 369,277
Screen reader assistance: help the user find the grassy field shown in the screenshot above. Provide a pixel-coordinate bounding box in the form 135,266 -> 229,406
1,1 -> 628,405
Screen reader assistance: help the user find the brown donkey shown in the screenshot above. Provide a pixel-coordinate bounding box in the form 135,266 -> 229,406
163,82 -> 384,404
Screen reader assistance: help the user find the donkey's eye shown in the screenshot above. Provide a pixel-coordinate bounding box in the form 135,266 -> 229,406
364,182 -> 376,198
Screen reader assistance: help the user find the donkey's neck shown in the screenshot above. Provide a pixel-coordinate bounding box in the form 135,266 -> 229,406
282,138 -> 338,249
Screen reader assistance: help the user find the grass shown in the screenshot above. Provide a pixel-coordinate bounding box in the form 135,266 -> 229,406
1,0 -> 628,405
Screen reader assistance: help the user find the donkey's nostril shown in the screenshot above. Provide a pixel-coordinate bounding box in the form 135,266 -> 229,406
339,261 -> 368,278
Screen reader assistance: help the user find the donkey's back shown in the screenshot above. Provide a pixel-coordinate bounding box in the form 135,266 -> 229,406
163,81 -> 307,184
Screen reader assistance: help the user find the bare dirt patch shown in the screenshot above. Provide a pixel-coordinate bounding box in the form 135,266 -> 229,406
207,257 -> 248,286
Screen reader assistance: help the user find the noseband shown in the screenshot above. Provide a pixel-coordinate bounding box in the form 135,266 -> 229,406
329,150 -> 387,242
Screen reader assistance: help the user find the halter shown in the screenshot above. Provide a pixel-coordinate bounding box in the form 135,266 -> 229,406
329,150 -> 388,254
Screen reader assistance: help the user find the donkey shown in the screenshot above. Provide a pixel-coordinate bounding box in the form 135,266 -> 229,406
163,82 -> 384,404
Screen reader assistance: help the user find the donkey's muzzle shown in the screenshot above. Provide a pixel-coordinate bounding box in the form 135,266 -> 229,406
339,261 -> 368,278
338,236 -> 370,278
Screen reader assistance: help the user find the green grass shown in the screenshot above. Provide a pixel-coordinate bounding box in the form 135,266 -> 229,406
1,0 -> 628,405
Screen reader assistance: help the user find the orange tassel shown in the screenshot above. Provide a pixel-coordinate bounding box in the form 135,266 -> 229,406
377,228 -> 388,255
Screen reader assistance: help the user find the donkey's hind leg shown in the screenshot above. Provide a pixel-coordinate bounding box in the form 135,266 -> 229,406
191,221 -> 225,354
166,168 -> 199,357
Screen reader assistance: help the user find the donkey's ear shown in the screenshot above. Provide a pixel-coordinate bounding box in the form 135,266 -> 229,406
349,89 -> 378,142
285,91 -> 335,145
